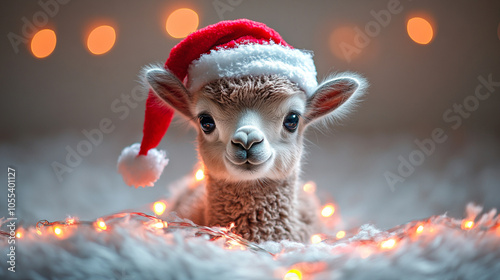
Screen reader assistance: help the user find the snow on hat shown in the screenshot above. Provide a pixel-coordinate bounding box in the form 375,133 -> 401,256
118,19 -> 318,187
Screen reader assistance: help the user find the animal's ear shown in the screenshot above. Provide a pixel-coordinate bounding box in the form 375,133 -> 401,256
144,66 -> 193,119
304,73 -> 367,125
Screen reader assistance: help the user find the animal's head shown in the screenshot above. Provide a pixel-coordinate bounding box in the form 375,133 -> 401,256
145,67 -> 366,182
117,19 -> 367,188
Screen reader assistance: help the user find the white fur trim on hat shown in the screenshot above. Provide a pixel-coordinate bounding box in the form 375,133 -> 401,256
186,43 -> 318,95
117,143 -> 169,188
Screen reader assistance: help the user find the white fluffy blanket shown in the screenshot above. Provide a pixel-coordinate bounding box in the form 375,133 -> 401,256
1,203 -> 499,280
1,132 -> 499,279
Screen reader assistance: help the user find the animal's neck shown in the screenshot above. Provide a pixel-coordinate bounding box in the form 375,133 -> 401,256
205,172 -> 306,242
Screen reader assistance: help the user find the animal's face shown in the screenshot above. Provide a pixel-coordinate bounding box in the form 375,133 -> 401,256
193,76 -> 307,181
145,67 -> 365,182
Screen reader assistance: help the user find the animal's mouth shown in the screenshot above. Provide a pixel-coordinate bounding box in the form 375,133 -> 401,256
224,153 -> 274,173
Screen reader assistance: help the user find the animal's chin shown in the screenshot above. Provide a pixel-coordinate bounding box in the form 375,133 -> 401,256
224,154 -> 274,180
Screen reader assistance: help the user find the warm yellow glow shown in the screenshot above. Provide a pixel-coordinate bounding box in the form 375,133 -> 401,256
54,226 -> 63,236
195,169 -> 205,181
380,238 -> 396,249
336,230 -> 346,239
407,17 -> 434,45
227,239 -> 246,251
152,221 -> 166,229
31,29 -> 57,58
66,217 -> 76,225
166,8 -> 199,39
311,234 -> 322,244
87,25 -> 116,55
153,201 -> 167,216
95,219 -> 107,231
283,269 -> 302,280
303,182 -> 316,193
416,225 -> 424,234
15,231 -> 22,239
321,204 -> 335,217
461,220 -> 474,230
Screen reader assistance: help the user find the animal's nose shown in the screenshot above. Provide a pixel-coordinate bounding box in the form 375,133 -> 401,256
231,126 -> 264,150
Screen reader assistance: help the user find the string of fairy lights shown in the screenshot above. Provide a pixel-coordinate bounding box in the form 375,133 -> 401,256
1,169 -> 500,280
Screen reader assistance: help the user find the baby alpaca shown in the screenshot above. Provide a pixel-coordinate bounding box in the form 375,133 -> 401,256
146,70 -> 365,242
117,19 -> 367,243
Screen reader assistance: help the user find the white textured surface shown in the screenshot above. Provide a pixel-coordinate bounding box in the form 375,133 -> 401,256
1,205 -> 499,279
1,130 -> 499,278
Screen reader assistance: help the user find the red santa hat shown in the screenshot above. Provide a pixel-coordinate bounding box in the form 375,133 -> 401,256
117,19 -> 318,187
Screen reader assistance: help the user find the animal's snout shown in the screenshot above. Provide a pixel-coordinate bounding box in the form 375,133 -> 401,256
231,126 -> 264,151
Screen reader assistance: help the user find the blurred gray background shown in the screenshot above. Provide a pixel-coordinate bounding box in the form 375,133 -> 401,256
1,0 -> 499,231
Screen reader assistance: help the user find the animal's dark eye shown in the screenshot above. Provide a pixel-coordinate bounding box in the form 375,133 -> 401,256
199,114 -> 216,134
283,112 -> 300,132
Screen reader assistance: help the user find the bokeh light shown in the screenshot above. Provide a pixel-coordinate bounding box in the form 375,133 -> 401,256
53,226 -> 63,236
416,225 -> 424,234
461,220 -> 474,230
311,234 -> 322,244
380,238 -> 397,249
153,201 -> 167,216
321,204 -> 335,217
31,29 -> 57,58
407,17 -> 434,44
302,181 -> 316,193
329,26 -> 361,61
95,218 -> 107,231
166,8 -> 199,38
283,269 -> 302,280
195,169 -> 205,181
87,25 -> 116,55
336,230 -> 346,239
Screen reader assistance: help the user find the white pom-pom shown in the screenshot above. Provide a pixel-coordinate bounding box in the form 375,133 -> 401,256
117,143 -> 169,188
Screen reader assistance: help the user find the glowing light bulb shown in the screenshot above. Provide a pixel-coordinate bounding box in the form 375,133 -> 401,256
195,169 -> 205,181
283,269 -> 302,280
336,230 -> 346,239
152,221 -> 166,229
380,238 -> 396,249
66,217 -> 76,225
166,8 -> 199,38
303,181 -> 316,193
31,29 -> 57,58
54,226 -> 63,236
407,17 -> 434,45
311,234 -> 322,244
153,201 -> 167,216
95,219 -> 107,231
321,204 -> 335,217
461,220 -> 474,230
87,25 -> 116,55
15,231 -> 22,239
416,225 -> 424,234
